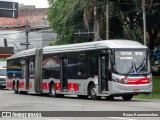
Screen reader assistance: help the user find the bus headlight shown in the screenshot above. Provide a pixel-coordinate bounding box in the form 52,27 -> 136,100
123,79 -> 128,84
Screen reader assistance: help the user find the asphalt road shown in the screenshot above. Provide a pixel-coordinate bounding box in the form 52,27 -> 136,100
0,89 -> 160,120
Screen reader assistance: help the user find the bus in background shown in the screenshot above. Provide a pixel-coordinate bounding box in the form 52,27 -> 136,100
6,40 -> 152,101
0,68 -> 7,89
0,58 -> 7,89
0,47 -> 14,89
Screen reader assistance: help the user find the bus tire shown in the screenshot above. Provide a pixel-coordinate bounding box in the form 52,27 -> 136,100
50,83 -> 56,97
14,82 -> 18,94
89,84 -> 100,100
122,95 -> 133,101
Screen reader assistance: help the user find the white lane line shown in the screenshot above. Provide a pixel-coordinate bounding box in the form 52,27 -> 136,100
72,104 -> 83,107
109,117 -> 136,120
46,118 -> 70,120
140,102 -> 157,105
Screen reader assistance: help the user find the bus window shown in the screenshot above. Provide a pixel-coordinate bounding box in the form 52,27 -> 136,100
88,50 -> 98,78
78,52 -> 87,78
68,57 -> 78,79
42,55 -> 60,79
7,59 -> 23,79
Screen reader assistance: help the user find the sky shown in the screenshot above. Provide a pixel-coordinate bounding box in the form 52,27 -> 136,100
1,0 -> 49,8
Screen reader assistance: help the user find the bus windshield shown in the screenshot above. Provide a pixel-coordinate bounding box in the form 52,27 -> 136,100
114,50 -> 150,75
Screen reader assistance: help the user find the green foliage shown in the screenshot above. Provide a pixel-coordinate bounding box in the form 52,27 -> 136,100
123,25 -> 143,44
134,76 -> 160,99
48,0 -> 160,46
48,0 -> 83,45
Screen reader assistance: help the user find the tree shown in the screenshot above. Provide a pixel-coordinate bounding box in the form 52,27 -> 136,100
48,0 -> 160,48
48,0 -> 83,45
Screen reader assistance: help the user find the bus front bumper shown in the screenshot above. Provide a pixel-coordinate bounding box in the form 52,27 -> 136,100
109,82 -> 152,95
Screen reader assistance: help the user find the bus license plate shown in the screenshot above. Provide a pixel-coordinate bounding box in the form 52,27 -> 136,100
133,89 -> 140,92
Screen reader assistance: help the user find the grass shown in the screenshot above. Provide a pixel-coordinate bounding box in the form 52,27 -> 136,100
134,76 -> 160,99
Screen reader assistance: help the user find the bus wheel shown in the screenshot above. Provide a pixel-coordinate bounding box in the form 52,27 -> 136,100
14,83 -> 18,94
50,83 -> 56,97
122,95 -> 133,101
89,84 -> 100,100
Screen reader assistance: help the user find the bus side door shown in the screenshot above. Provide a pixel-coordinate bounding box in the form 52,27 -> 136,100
99,53 -> 109,94
60,57 -> 68,92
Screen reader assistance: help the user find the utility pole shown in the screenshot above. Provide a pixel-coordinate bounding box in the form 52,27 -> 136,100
142,0 -> 147,45
106,3 -> 109,40
25,20 -> 29,50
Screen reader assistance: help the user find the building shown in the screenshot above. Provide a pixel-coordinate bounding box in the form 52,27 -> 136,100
0,5 -> 56,53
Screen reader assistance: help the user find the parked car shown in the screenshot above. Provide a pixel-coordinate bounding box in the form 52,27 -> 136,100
0,68 -> 6,89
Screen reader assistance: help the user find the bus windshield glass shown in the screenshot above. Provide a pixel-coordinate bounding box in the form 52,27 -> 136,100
114,50 -> 150,75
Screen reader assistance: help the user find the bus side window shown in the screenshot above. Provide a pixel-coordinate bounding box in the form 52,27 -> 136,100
68,57 -> 78,79
78,52 -> 87,79
88,50 -> 98,78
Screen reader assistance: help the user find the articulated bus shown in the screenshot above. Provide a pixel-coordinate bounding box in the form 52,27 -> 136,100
6,40 -> 152,101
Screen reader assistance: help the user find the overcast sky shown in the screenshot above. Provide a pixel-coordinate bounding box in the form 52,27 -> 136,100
1,0 -> 49,8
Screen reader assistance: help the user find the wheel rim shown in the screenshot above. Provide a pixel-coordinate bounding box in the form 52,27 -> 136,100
91,87 -> 96,96
51,85 -> 56,95
14,84 -> 17,91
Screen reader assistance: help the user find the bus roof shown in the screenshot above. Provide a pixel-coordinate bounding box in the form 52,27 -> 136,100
43,39 -> 147,54
8,40 -> 147,59
7,48 -> 37,60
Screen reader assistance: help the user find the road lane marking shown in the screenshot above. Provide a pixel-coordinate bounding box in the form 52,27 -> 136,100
140,102 -> 157,105
72,104 -> 83,107
109,117 -> 136,120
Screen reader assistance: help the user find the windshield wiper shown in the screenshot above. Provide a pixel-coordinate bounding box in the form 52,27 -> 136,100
133,59 -> 138,74
136,57 -> 146,71
125,58 -> 140,79
135,57 -> 147,77
125,62 -> 134,79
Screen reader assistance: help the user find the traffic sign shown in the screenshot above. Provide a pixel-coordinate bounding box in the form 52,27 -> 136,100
0,1 -> 18,18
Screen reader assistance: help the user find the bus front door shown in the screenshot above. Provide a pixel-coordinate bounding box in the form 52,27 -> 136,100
60,57 -> 68,92
99,54 -> 109,94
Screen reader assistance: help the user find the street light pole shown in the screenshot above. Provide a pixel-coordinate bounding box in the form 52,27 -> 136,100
142,0 -> 147,45
106,3 -> 109,40
25,20 -> 29,50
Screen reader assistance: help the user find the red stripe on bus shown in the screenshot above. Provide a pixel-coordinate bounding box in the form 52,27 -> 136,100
53,83 -> 79,91
29,82 -> 32,88
42,83 -> 49,90
68,83 -> 79,91
19,82 -> 25,88
7,82 -> 13,88
122,78 -> 150,84
55,83 -> 60,90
